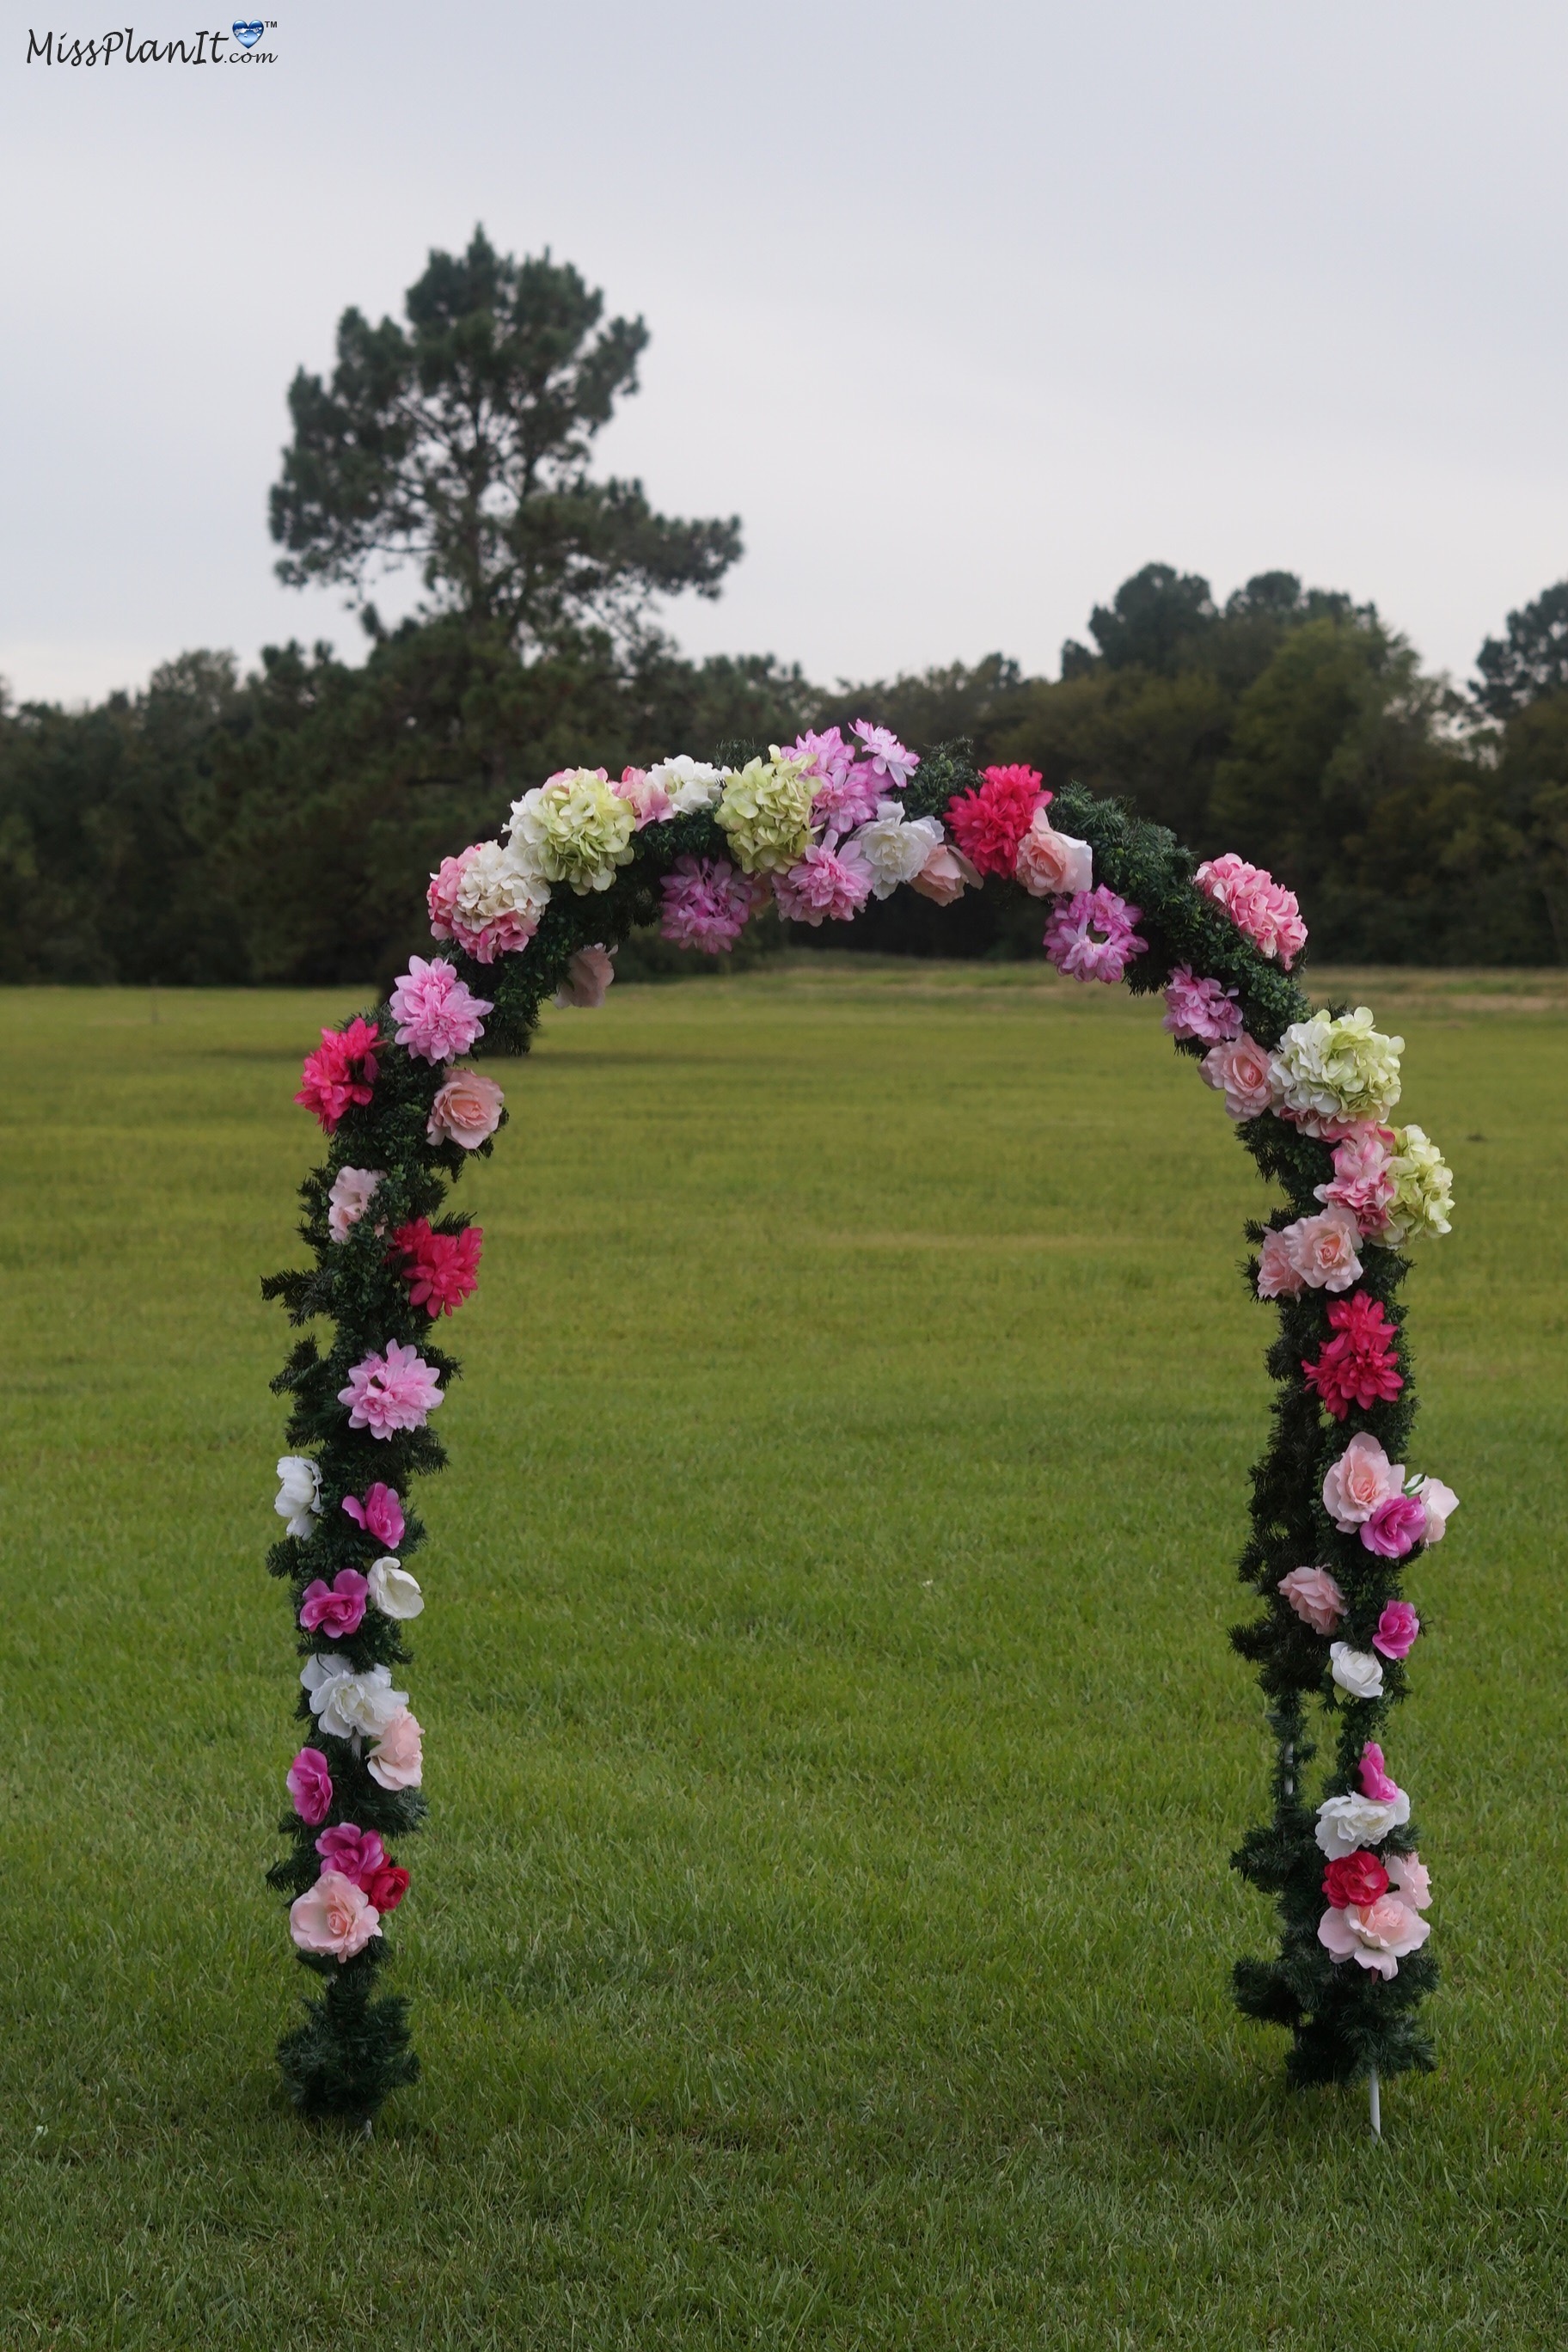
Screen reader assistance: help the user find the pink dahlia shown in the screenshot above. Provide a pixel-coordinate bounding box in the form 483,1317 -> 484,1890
852,720 -> 920,790
1043,887 -> 1148,984
338,1340 -> 444,1437
389,957 -> 493,1066
1302,1290 -> 1404,1418
1372,1600 -> 1420,1660
315,1822 -> 388,1887
390,1218 -> 482,1318
775,838 -> 873,927
342,1483 -> 404,1547
1162,965 -> 1243,1044
1314,1125 -> 1398,1237
946,766 -> 1049,878
785,726 -> 856,789
660,856 -> 754,952
298,1568 -> 370,1639
295,1018 -> 381,1135
1194,853 -> 1308,968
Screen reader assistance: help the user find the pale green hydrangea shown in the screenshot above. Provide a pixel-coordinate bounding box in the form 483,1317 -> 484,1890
1270,1006 -> 1404,1136
507,770 -> 636,894
714,753 -> 816,874
1384,1124 -> 1454,1245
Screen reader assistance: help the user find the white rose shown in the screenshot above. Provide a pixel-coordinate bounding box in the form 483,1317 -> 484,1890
1314,1788 -> 1410,1859
1410,1474 -> 1459,1544
300,1654 -> 407,1742
366,1557 -> 425,1620
648,756 -> 724,813
1329,1644 -> 1385,1700
274,1455 -> 322,1540
848,801 -> 945,899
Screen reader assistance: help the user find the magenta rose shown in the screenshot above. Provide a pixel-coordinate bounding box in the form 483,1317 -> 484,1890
315,1822 -> 388,1886
1371,1600 -> 1420,1658
286,1746 -> 333,1826
297,1567 -> 370,1638
1362,1493 -> 1428,1558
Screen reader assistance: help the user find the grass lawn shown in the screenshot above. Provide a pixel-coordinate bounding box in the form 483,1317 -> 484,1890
1,963 -> 1565,2349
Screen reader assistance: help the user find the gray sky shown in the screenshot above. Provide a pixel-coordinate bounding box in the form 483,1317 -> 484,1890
3,0 -> 1565,705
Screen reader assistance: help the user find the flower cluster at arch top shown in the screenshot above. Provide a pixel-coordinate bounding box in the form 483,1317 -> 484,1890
271,717 -> 1459,2116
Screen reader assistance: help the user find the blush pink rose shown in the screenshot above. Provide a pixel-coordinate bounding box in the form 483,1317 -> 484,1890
366,1707 -> 423,1792
1317,1891 -> 1430,1979
1387,1850 -> 1432,1909
1362,1492 -> 1428,1558
1200,1032 -> 1275,1120
1371,1599 -> 1420,1657
1323,1432 -> 1404,1529
289,1869 -> 382,1961
426,1069 -> 504,1150
554,946 -> 616,1008
1014,811 -> 1093,897
1278,1565 -> 1346,1634
1256,1228 -> 1304,1299
286,1746 -> 333,1825
1281,1205 -> 1363,1292
910,842 -> 982,904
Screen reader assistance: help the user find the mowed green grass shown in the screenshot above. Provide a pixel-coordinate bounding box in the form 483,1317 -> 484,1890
1,965 -> 1565,2350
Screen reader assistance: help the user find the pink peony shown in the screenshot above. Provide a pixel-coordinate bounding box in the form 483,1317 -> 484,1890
1362,1493 -> 1428,1559
1194,852 -> 1308,968
1278,1565 -> 1346,1635
426,1068 -> 504,1149
613,768 -> 675,827
1200,1032 -> 1275,1120
1281,1205 -> 1363,1292
298,1568 -> 370,1639
286,1746 -> 334,1825
775,838 -> 873,926
660,855 -> 753,952
1014,810 -> 1093,898
554,945 -> 616,1008
328,1166 -> 383,1243
367,1707 -> 423,1792
1302,1290 -> 1403,1418
296,1018 -> 380,1135
390,1218 -> 482,1318
1317,1891 -> 1430,1979
852,720 -> 920,789
389,957 -> 493,1065
1323,1432 -> 1404,1530
315,1822 -> 388,1887
342,1483 -> 404,1547
338,1340 -> 444,1437
1358,1741 -> 1400,1802
289,1868 -> 382,1962
1256,1228 -> 1304,1299
910,842 -> 981,904
946,767 -> 1048,878
1387,1850 -> 1432,1909
1372,1599 -> 1420,1658
1163,965 -> 1242,1044
1315,1124 -> 1397,1237
1044,887 -> 1147,984
1411,1475 -> 1459,1544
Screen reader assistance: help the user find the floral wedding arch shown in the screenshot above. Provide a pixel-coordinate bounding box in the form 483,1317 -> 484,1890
264,730 -> 1456,2126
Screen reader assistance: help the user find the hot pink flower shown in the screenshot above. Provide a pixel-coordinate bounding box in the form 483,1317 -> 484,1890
554,946 -> 616,1008
1044,887 -> 1147,984
286,1746 -> 334,1825
1256,1228 -> 1304,1299
1302,1290 -> 1403,1418
1281,1205 -> 1363,1292
1363,1492 -> 1428,1559
660,856 -> 753,952
1317,1891 -> 1429,1978
852,720 -> 920,789
289,1868 -> 382,1962
613,768 -> 675,827
946,768 -> 1048,878
342,1483 -> 404,1547
367,1707 -> 423,1792
315,1822 -> 388,1887
338,1340 -> 444,1437
1163,965 -> 1243,1044
775,838 -> 873,926
426,1069 -> 505,1149
1322,1851 -> 1388,1909
389,957 -> 493,1065
1372,1600 -> 1420,1658
296,1019 -> 380,1134
910,842 -> 981,904
1194,852 -> 1308,968
1314,1124 -> 1397,1236
1278,1565 -> 1346,1634
1358,1741 -> 1400,1802
1200,1032 -> 1275,1120
1387,1850 -> 1432,1908
298,1568 -> 370,1638
1323,1432 -> 1404,1529
390,1218 -> 482,1318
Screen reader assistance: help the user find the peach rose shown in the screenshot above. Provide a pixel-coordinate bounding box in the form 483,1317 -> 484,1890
910,842 -> 982,904
426,1069 -> 505,1149
1014,812 -> 1093,898
1200,1032 -> 1275,1120
1281,1204 -> 1363,1291
554,945 -> 616,1008
366,1706 -> 423,1792
1278,1565 -> 1346,1634
1322,1431 -> 1404,1530
1256,1228 -> 1303,1299
1317,1891 -> 1430,1979
289,1868 -> 382,1961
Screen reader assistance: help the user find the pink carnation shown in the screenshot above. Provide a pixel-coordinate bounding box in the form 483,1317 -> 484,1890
342,1483 -> 404,1547
1200,1032 -> 1275,1120
1317,1891 -> 1430,1979
946,767 -> 1048,878
315,1822 -> 388,1887
1372,1600 -> 1420,1659
1194,852 -> 1308,968
295,1019 -> 380,1135
1314,1124 -> 1398,1237
1358,1740 -> 1400,1801
1278,1565 -> 1346,1635
286,1746 -> 334,1825
389,957 -> 493,1065
1043,887 -> 1147,984
298,1568 -> 370,1638
1323,1432 -> 1403,1530
1362,1492 -> 1428,1559
852,720 -> 920,789
660,856 -> 753,952
612,768 -> 675,826
1163,965 -> 1243,1044
338,1340 -> 444,1437
1256,1228 -> 1303,1299
775,838 -> 873,926
426,847 -> 539,963
289,1869 -> 381,1962
785,726 -> 855,789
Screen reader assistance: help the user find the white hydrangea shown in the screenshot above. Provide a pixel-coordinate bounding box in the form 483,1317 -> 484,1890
1271,1007 -> 1403,1136
273,1455 -> 321,1540
848,800 -> 944,900
300,1654 -> 408,1742
506,772 -> 636,892
1384,1124 -> 1454,1244
453,838 -> 551,928
647,756 -> 724,814
366,1557 -> 425,1620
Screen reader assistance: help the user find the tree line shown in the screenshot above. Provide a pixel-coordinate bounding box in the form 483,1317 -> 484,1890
3,229 -> 1565,984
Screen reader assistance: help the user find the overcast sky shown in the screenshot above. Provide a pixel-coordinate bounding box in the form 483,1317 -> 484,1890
3,0 -> 1565,705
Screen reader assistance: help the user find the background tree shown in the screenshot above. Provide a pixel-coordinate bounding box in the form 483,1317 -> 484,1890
269,229 -> 742,651
1473,579 -> 1568,717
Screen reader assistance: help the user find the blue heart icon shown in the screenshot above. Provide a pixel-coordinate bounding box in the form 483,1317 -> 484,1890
233,19 -> 264,44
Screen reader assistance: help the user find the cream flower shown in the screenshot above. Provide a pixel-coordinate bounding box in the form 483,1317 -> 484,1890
300,1654 -> 408,1743
449,837 -> 551,932
850,801 -> 945,899
714,755 -> 817,874
647,756 -> 724,813
507,771 -> 636,893
1315,1786 -> 1410,1859
1329,1643 -> 1385,1700
1271,1007 -> 1403,1137
274,1455 -> 322,1540
1384,1124 -> 1454,1245
1409,1474 -> 1459,1543
366,1557 -> 425,1620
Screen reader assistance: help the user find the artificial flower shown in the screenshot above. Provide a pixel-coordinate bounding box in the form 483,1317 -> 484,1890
1014,810 -> 1093,898
1161,965 -> 1242,1044
775,838 -> 874,925
315,1823 -> 387,1885
1315,1782 -> 1410,1859
426,1069 -> 504,1149
1044,887 -> 1148,983
1322,1851 -> 1388,1909
389,958 -> 493,1065
1409,1474 -> 1459,1543
1301,1290 -> 1404,1417
286,1746 -> 333,1825
1271,1008 -> 1403,1139
1362,1492 -> 1429,1559
646,755 -> 724,812
1280,1205 -> 1363,1292
273,1455 -> 322,1540
1277,1565 -> 1346,1634
328,1167 -> 383,1243
290,1869 -> 381,1961
298,1569 -> 370,1639
367,1706 -> 423,1791
300,1655 -> 408,1743
1317,1891 -> 1430,1978
612,768 -> 675,827
554,945 -> 616,1008
338,1340 -> 444,1436
852,720 -> 920,788
910,842 -> 982,903
507,769 -> 637,892
1256,1228 -> 1304,1299
366,1557 -> 424,1620
391,1218 -> 482,1318
850,802 -> 945,899
714,755 -> 817,874
1372,1600 -> 1420,1659
295,1018 -> 380,1136
1314,1125 -> 1397,1237
1387,1850 -> 1432,1908
792,725 -> 881,831
660,856 -> 754,952
342,1483 -> 404,1547
1384,1124 -> 1455,1245
363,1863 -> 411,1913
426,839 -> 549,961
1357,1741 -> 1400,1801
1322,1432 -> 1404,1530
946,766 -> 1048,878
1330,1642 -> 1385,1700
1200,1032 -> 1275,1120
1192,852 -> 1308,967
